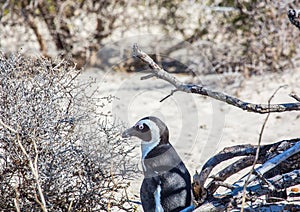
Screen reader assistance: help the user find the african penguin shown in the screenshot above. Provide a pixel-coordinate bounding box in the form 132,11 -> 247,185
122,116 -> 193,212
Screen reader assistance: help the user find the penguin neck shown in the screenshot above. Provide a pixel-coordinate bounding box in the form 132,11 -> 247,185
141,132 -> 169,159
141,139 -> 160,160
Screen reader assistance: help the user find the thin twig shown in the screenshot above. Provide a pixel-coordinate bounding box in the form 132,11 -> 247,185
0,119 -> 18,134
289,91 -> 300,102
0,119 -> 48,212
14,187 -> 21,212
141,73 -> 156,80
108,164 -> 118,212
241,85 -> 286,211
67,194 -> 74,212
253,170 -> 275,191
160,89 -> 179,102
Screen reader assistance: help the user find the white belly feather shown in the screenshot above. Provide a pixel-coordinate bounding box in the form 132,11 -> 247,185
154,184 -> 164,212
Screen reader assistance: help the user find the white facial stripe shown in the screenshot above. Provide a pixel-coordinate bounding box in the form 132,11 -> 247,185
154,184 -> 164,212
138,119 -> 160,159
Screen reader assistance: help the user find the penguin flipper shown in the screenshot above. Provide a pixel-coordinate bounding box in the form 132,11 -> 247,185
140,177 -> 161,212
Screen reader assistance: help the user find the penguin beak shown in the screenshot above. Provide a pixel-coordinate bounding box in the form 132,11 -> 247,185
122,126 -> 137,138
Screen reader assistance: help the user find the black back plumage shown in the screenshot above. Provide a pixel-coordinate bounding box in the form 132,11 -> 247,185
141,143 -> 192,212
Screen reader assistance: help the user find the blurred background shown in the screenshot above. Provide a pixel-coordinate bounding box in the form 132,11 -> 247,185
1,0 -> 300,74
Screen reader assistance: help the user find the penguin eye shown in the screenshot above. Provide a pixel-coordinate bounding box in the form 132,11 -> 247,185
135,123 -> 149,132
138,124 -> 144,130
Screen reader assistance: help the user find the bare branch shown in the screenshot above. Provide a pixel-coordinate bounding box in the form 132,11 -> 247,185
235,169 -> 300,199
133,44 -> 300,114
14,187 -> 21,212
0,119 -> 18,134
212,181 -> 235,190
289,91 -> 300,102
193,144 -> 258,203
207,156 -> 262,194
241,85 -> 286,211
160,89 -> 179,102
133,44 -> 188,91
0,120 -> 48,212
141,73 -> 156,80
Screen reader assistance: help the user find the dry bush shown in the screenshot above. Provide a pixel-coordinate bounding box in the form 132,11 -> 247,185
198,0 -> 300,75
0,0 -> 131,67
0,52 -> 135,211
99,0 -> 300,77
1,1 -> 300,75
142,1 -> 300,76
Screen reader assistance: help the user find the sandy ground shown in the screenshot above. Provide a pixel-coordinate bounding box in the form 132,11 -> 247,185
79,66 -> 300,210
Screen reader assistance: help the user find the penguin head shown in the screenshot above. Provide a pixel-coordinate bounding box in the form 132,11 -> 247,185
122,116 -> 169,145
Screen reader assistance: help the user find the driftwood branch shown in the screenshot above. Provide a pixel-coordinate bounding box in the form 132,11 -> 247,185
192,138 -> 300,211
192,139 -> 300,203
234,141 -> 300,188
133,44 -> 300,114
197,168 -> 300,211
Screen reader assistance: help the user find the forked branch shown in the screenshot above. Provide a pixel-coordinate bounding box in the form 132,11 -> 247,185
133,44 -> 300,114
